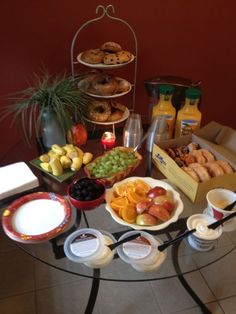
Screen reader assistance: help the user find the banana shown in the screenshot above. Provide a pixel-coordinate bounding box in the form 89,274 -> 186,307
71,157 -> 83,171
82,152 -> 93,165
39,154 -> 50,163
74,146 -> 84,160
67,150 -> 79,160
63,144 -> 75,153
40,162 -> 52,173
49,158 -> 63,176
48,150 -> 60,160
60,155 -> 72,169
51,144 -> 66,156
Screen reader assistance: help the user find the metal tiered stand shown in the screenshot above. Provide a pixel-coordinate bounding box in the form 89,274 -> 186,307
70,4 -> 138,136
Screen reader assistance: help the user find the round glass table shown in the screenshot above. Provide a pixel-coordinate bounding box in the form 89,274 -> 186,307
1,137 -> 235,314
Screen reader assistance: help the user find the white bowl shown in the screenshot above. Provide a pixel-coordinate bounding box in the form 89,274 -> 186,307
105,177 -> 184,231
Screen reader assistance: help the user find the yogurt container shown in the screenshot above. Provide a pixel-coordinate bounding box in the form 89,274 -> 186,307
117,231 -> 166,272
186,214 -> 222,251
64,228 -> 116,268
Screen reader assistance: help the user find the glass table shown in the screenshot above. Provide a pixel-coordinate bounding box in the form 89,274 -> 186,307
1,136 -> 235,314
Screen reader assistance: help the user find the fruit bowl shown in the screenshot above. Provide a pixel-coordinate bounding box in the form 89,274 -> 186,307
67,177 -> 105,211
105,177 -> 184,231
84,147 -> 142,187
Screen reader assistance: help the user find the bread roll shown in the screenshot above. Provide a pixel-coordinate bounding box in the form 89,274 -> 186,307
216,160 -> 234,174
182,166 -> 200,182
188,163 -> 211,182
204,162 -> 225,177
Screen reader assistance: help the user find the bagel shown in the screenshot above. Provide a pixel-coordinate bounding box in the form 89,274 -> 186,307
87,100 -> 111,122
190,150 -> 206,164
204,162 -> 225,177
198,149 -> 215,163
100,41 -> 122,52
106,109 -> 123,122
188,163 -> 211,182
116,79 -> 131,93
216,160 -> 234,174
182,166 -> 200,182
90,74 -> 118,96
80,49 -> 104,64
110,101 -> 126,112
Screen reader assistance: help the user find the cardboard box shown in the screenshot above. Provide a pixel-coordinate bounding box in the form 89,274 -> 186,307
152,121 -> 236,202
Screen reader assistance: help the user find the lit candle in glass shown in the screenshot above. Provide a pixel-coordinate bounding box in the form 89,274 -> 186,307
101,132 -> 116,150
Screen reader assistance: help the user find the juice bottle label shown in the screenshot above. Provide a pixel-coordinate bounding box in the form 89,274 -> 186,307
162,114 -> 175,139
180,119 -> 200,136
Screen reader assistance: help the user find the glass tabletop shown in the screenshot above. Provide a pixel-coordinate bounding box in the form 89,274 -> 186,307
1,136 -> 235,282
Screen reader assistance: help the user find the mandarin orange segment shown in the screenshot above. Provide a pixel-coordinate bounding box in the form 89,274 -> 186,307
127,190 -> 148,204
134,179 -> 151,193
114,184 -> 127,197
121,204 -> 137,223
110,196 -> 128,212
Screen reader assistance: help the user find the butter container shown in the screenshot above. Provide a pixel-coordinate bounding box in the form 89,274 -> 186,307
64,228 -> 116,267
117,231 -> 166,272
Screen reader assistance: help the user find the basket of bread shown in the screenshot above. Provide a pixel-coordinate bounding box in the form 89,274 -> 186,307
84,147 -> 142,187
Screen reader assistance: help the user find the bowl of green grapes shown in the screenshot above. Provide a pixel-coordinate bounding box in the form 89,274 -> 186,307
84,147 -> 142,187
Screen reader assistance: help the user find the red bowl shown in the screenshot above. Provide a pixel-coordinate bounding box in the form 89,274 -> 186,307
67,177 -> 105,211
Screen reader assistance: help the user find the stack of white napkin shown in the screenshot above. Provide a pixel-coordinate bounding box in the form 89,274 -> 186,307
0,162 -> 39,200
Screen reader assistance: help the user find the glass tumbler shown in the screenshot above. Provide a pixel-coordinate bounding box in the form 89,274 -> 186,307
123,113 -> 143,148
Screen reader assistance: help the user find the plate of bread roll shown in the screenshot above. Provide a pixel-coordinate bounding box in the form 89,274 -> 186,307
77,41 -> 135,69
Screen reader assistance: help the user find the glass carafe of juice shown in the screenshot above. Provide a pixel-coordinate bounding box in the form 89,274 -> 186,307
175,88 -> 202,138
152,84 -> 176,139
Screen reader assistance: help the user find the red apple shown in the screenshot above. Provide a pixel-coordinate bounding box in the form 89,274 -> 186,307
147,186 -> 167,198
136,213 -> 158,226
148,204 -> 170,222
136,200 -> 153,214
153,195 -> 175,212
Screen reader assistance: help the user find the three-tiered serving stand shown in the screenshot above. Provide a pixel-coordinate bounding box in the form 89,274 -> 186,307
70,4 -> 138,135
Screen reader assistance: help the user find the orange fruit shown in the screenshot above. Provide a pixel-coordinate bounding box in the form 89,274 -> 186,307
127,190 -> 148,204
134,179 -> 151,193
121,204 -> 137,223
135,186 -> 147,196
114,184 -> 127,197
110,197 -> 128,212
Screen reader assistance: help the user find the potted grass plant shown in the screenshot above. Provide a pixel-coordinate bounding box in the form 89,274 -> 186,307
1,72 -> 92,148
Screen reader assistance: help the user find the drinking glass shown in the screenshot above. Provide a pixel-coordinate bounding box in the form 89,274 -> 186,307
123,113 -> 143,148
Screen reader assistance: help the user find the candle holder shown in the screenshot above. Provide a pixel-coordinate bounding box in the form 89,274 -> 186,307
101,132 -> 116,150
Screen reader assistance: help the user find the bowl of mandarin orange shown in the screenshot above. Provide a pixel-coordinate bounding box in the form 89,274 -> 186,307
105,177 -> 184,230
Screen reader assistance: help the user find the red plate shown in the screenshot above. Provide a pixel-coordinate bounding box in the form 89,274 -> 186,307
2,192 -> 72,243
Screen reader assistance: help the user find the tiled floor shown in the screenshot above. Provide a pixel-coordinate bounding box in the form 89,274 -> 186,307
0,225 -> 236,314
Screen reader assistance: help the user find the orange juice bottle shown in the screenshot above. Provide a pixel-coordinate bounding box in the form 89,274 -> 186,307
152,84 -> 176,139
175,88 -> 202,138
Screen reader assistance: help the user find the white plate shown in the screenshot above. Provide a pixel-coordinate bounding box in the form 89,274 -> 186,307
85,107 -> 130,125
2,192 -> 72,243
77,52 -> 135,69
105,177 -> 184,231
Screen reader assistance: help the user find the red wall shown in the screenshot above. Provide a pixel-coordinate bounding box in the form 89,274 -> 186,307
1,1 -> 236,159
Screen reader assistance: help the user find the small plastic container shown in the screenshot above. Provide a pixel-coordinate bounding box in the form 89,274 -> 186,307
117,231 -> 166,272
64,228 -> 116,267
186,214 -> 222,252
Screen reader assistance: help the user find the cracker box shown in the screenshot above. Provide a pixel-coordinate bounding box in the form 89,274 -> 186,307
152,122 -> 236,202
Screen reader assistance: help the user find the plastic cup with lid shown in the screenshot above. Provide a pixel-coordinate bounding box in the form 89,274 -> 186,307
64,228 -> 116,267
116,231 -> 166,272
186,214 -> 222,251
